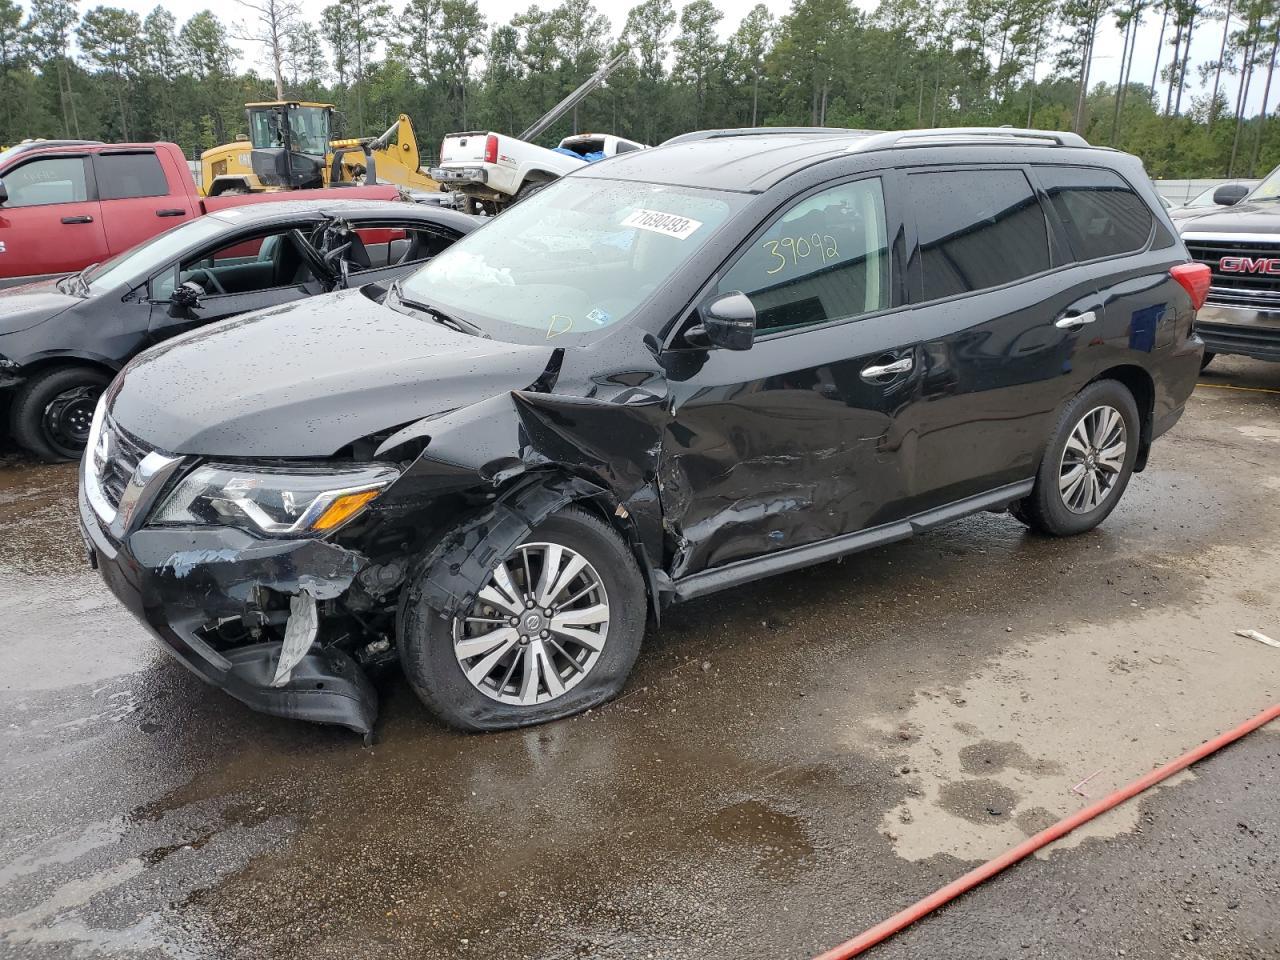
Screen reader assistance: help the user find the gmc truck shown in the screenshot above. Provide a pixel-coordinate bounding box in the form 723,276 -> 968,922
1178,165 -> 1280,365
0,139 -> 400,289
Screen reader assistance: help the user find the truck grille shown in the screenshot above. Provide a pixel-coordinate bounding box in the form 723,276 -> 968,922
1183,236 -> 1280,311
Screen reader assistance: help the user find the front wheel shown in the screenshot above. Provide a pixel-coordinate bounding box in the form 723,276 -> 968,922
1012,379 -> 1140,537
9,366 -> 112,462
399,508 -> 647,731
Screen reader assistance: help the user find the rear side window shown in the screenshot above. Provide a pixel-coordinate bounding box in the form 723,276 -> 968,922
1039,166 -> 1152,260
96,152 -> 168,201
910,169 -> 1050,301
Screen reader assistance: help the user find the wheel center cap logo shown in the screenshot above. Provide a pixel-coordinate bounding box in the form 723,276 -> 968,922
524,613 -> 544,632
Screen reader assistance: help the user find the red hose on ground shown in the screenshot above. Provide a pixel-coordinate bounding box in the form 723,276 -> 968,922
813,702 -> 1280,960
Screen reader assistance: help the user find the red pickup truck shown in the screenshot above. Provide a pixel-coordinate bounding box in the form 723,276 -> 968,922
0,140 -> 400,288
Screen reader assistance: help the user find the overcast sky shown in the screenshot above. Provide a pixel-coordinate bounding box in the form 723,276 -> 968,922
52,0 -> 1279,115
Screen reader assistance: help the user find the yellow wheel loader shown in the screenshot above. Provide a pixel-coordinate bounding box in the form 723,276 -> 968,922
200,102 -> 441,197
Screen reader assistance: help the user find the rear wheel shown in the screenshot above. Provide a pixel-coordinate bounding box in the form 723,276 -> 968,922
1012,379 -> 1140,537
9,366 -> 112,462
399,508 -> 646,731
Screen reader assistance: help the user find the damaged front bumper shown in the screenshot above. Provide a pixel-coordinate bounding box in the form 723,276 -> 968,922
78,477 -> 378,735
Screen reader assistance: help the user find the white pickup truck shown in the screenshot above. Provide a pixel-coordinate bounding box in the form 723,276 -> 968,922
431,132 -> 646,213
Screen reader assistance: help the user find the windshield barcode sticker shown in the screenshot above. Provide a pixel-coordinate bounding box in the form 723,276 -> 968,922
621,209 -> 703,240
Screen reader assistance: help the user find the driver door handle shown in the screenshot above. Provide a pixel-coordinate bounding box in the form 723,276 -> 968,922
155,208 -> 186,218
860,356 -> 914,382
1055,310 -> 1098,329
61,215 -> 94,224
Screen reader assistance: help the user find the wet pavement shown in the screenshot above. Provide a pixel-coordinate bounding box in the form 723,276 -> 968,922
2,356 -> 1278,960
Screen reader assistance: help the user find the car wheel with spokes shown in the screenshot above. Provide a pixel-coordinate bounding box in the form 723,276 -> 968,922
399,508 -> 646,731
9,365 -> 112,462
1012,379 -> 1140,537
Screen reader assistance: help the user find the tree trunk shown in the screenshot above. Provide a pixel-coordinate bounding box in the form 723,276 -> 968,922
1073,18 -> 1096,133
917,73 -> 924,126
1115,5 -> 1140,139
1150,5 -> 1169,105
751,72 -> 759,126
1026,26 -> 1042,127
1230,35 -> 1256,174
1211,0 -> 1234,121
1174,17 -> 1195,114
1165,20 -> 1183,114
1111,16 -> 1133,143
1249,23 -> 1280,174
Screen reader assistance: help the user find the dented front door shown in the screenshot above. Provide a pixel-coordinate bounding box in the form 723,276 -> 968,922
657,176 -> 921,579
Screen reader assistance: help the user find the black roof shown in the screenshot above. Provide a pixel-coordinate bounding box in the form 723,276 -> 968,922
581,126 -> 1102,193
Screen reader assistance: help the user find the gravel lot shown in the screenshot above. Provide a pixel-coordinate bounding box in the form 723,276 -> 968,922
1,355 -> 1277,960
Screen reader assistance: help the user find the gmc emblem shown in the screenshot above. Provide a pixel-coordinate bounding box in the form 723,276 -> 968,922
1219,255 -> 1280,274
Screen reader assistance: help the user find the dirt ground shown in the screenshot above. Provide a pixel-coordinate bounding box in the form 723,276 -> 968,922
1,356 -> 1277,960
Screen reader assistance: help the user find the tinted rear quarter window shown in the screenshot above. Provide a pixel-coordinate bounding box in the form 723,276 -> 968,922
96,152 -> 168,201
1039,166 -> 1152,260
910,169 -> 1050,301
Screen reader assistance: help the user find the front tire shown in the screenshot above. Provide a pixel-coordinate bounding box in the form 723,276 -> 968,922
9,366 -> 111,462
1013,379 -> 1140,537
1200,351 -> 1215,371
399,508 -> 646,731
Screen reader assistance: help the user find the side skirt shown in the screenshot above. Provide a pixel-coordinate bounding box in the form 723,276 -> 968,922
671,479 -> 1035,602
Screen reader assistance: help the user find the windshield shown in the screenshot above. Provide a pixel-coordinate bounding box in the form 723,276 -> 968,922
82,216 -> 230,295
1248,168 -> 1280,200
288,107 -> 330,156
399,177 -> 742,342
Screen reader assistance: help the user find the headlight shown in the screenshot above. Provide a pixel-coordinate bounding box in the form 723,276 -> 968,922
151,463 -> 401,537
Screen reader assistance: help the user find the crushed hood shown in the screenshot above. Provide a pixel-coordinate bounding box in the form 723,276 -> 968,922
1176,199 -> 1280,234
0,278 -> 80,337
107,288 -> 557,457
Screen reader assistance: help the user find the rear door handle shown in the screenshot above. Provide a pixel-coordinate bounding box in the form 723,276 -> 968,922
61,215 -> 94,224
1055,310 -> 1098,329
860,356 -> 914,382
156,208 -> 186,218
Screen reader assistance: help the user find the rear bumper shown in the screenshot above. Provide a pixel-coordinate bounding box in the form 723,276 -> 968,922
78,472 -> 377,734
429,165 -> 488,184
1196,306 -> 1280,362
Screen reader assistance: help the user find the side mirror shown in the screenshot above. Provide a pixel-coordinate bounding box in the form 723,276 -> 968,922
1213,182 -> 1250,206
0,178 -> 7,206
686,292 -> 756,351
168,280 -> 204,318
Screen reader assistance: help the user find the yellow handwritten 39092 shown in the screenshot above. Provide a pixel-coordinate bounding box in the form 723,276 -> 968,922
763,234 -> 840,275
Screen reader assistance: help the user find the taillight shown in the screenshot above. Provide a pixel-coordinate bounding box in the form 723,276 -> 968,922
484,134 -> 498,165
1170,262 -> 1211,310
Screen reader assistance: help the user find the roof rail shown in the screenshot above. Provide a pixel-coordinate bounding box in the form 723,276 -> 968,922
662,126 -> 881,146
847,127 -> 1089,152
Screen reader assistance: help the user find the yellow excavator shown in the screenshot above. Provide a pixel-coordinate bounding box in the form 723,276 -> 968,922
200,101 -> 441,197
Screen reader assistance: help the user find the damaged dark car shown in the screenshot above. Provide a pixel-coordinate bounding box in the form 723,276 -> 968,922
79,127 -> 1207,736
1,199 -> 477,460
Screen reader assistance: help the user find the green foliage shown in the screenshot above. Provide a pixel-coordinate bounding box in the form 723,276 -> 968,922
3,0 -> 1280,178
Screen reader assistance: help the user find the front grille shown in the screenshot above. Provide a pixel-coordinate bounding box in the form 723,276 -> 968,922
92,416 -> 149,512
1184,237 -> 1280,311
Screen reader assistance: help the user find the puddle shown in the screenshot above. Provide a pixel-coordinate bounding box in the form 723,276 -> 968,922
860,542 -> 1280,863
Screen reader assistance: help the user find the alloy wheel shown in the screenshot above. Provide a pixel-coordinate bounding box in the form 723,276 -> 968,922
452,541 -> 609,706
1058,404 -> 1127,514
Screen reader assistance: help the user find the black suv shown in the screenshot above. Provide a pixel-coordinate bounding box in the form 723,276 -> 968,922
78,127 -> 1207,736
